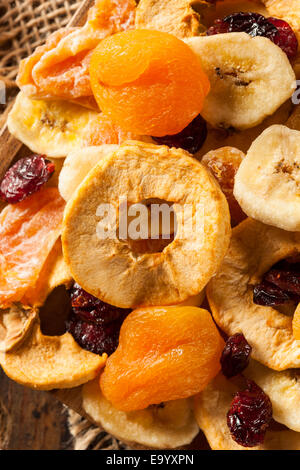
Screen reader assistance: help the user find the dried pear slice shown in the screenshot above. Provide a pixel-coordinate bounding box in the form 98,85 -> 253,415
207,218 -> 300,370
194,374 -> 300,450
82,379 -> 199,449
0,304 -> 37,353
7,92 -> 100,158
245,360 -> 300,432
0,322 -> 106,390
135,0 -> 214,38
62,141 -> 230,308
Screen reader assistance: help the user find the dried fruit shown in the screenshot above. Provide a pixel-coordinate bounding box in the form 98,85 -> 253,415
90,29 -> 210,136
66,283 -> 130,355
201,146 -> 246,226
152,114 -> 207,154
0,304 -> 38,352
100,306 -> 224,411
221,333 -> 252,378
227,380 -> 273,447
207,12 -> 298,59
0,155 -> 55,204
293,304 -> 300,340
253,281 -> 293,306
17,0 -> 136,101
0,187 -> 65,308
84,113 -> 139,146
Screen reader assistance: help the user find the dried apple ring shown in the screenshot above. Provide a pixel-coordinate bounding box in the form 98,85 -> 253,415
207,218 -> 300,370
89,29 -> 210,136
62,141 -> 230,308
82,379 -> 199,449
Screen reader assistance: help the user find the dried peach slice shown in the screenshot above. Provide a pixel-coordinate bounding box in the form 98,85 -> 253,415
16,0 -> 136,101
0,187 -> 65,308
293,304 -> 300,340
82,379 -> 199,449
100,306 -> 224,411
202,146 -> 246,227
62,141 -> 230,308
90,29 -> 210,136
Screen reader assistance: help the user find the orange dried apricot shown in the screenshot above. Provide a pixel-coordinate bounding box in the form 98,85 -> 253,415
90,29 -> 210,136
293,304 -> 300,340
202,146 -> 247,227
17,0 -> 136,101
0,187 -> 65,308
85,113 -> 137,146
100,306 -> 224,411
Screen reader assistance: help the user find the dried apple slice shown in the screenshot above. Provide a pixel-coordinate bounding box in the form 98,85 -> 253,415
194,374 -> 300,450
207,218 -> 300,370
82,379 -> 199,449
63,141 -> 230,308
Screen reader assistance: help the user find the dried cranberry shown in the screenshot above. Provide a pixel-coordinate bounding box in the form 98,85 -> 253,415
221,333 -> 252,378
253,280 -> 293,306
152,114 -> 207,154
66,283 -> 130,355
264,261 -> 300,296
0,155 -> 55,204
227,380 -> 273,447
207,12 -> 298,59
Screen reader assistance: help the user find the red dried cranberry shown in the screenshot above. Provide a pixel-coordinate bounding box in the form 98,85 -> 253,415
268,17 -> 298,59
227,380 -> 273,447
152,114 -> 207,154
67,283 -> 130,355
264,261 -> 300,296
0,155 -> 55,204
221,333 -> 252,378
253,280 -> 293,306
207,12 -> 298,59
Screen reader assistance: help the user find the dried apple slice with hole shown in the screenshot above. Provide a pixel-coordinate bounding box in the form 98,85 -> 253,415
194,373 -> 300,450
62,141 -> 231,308
82,379 -> 199,449
207,218 -> 300,370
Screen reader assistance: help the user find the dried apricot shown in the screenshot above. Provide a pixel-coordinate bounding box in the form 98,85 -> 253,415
202,147 -> 246,227
100,306 -> 224,411
90,29 -> 210,136
84,113 -> 137,146
0,187 -> 65,308
17,0 -> 136,101
293,304 -> 300,340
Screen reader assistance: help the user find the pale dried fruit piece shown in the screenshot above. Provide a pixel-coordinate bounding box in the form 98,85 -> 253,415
82,379 -> 199,449
202,146 -> 246,226
135,0 -> 214,38
293,303 -> 300,340
245,359 -> 300,432
7,93 -> 100,158
62,141 -> 230,308
178,290 -> 205,307
234,125 -> 300,232
0,304 -> 37,352
59,145 -> 118,201
16,0 -> 136,101
194,373 -> 300,450
0,322 -> 105,390
207,218 -> 300,370
185,33 -> 296,130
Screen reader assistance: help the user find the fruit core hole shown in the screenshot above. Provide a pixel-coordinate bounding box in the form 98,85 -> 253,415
117,198 -> 177,254
39,285 -> 71,336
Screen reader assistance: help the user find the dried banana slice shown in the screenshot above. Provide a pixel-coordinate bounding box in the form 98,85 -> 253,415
245,360 -> 300,432
207,218 -> 300,370
82,379 -> 199,449
185,33 -> 296,130
194,373 -> 300,450
135,0 -> 213,38
7,92 -> 99,158
62,141 -> 231,308
58,145 -> 118,201
234,125 -> 300,232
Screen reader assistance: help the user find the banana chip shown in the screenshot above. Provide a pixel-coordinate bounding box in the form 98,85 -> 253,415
82,379 -> 199,449
194,374 -> 300,450
7,92 -> 100,158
